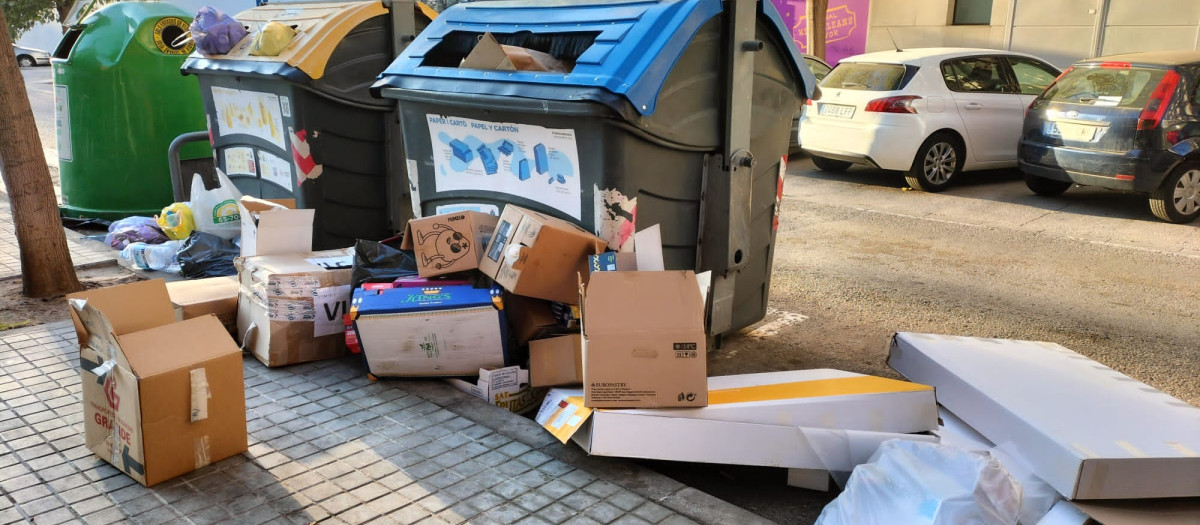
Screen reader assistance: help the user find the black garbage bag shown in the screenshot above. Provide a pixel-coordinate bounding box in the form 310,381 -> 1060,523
352,238 -> 418,288
178,231 -> 239,278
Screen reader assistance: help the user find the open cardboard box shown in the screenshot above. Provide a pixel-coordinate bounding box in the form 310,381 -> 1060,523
460,32 -> 569,73
446,366 -> 542,414
67,280 -> 247,486
236,196 -> 311,257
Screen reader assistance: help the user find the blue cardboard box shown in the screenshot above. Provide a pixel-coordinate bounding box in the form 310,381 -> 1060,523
352,285 -> 509,377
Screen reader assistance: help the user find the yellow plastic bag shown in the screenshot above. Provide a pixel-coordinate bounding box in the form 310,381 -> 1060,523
249,22 -> 297,56
157,202 -> 196,241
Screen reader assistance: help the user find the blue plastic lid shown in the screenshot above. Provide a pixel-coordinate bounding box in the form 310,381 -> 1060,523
374,0 -> 809,115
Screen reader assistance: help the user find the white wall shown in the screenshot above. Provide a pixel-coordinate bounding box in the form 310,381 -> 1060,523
866,0 -> 1200,69
15,0 -> 255,53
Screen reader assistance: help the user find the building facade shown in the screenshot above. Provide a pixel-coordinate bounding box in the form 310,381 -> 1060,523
867,0 -> 1200,68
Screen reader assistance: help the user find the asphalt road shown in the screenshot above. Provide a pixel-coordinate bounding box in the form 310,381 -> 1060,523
656,157 -> 1200,523
20,69 -> 1200,523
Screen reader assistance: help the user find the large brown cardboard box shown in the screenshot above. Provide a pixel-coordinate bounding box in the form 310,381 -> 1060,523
479,205 -> 606,304
505,294 -> 560,346
236,248 -> 353,367
166,276 -> 239,338
401,211 -> 498,278
580,271 -> 707,408
67,279 -> 247,487
530,334 -> 582,387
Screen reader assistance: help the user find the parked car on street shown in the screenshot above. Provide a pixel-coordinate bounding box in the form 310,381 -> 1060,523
799,48 -> 1060,191
790,54 -> 833,155
1019,51 -> 1200,223
12,44 -> 51,67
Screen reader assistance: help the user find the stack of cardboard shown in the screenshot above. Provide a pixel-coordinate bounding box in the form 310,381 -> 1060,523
886,333 -> 1200,524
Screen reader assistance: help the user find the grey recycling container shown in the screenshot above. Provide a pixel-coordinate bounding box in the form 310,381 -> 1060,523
183,1 -> 434,249
372,0 -> 814,333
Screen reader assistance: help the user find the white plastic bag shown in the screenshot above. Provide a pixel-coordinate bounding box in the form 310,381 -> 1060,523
190,170 -> 243,240
816,440 -> 1022,525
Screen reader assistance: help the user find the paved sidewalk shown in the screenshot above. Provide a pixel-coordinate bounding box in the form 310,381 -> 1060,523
0,196 -> 117,280
0,321 -> 772,525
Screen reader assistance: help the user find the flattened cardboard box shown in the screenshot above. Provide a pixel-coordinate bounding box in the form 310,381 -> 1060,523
167,276 -> 239,337
236,248 -> 353,367
352,285 -> 508,377
581,270 -> 707,408
536,370 -> 938,472
479,204 -> 606,304
402,211 -> 498,278
67,280 -> 247,487
888,332 -> 1200,500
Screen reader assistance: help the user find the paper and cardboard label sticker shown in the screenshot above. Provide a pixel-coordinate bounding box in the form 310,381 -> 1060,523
152,17 -> 195,55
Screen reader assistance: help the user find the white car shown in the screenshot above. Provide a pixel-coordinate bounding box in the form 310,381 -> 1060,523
12,45 -> 51,67
799,48 -> 1060,191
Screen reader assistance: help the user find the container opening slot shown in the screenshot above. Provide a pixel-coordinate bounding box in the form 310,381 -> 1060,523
159,24 -> 189,51
422,30 -> 600,72
54,27 -> 85,59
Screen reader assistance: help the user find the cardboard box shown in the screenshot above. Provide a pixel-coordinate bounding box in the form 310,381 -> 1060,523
530,334 -> 582,388
235,248 -> 353,367
401,211 -> 498,278
535,385 -> 937,473
479,205 -> 607,304
166,276 -> 239,338
505,294 -> 561,346
236,196 -> 311,257
67,280 -> 247,487
580,270 -> 707,408
446,366 -> 543,414
461,32 -> 568,73
352,285 -> 508,377
888,332 -> 1200,500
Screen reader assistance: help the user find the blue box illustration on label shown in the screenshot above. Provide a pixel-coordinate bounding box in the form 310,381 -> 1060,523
478,146 -> 498,175
517,159 -> 531,181
450,139 -> 473,162
498,140 -> 514,156
534,144 -> 549,174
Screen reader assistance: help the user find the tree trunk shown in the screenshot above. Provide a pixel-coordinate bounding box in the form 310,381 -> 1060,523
809,0 -> 829,60
0,8 -> 83,298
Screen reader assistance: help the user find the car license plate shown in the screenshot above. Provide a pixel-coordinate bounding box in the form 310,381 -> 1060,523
819,103 -> 855,119
1049,122 -> 1099,142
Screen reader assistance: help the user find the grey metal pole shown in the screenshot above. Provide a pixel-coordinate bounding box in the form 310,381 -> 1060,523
168,131 -> 209,202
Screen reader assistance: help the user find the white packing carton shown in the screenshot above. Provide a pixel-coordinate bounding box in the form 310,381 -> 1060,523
888,332 -> 1200,500
535,370 -> 939,475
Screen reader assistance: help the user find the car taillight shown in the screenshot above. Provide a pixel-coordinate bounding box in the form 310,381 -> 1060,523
1165,130 -> 1182,145
1137,70 -> 1180,131
865,95 -> 921,114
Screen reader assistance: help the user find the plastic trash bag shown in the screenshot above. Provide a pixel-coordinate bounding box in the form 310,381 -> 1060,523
190,170 -> 243,241
351,238 -> 418,288
191,6 -> 248,55
156,202 -> 195,241
178,231 -> 240,278
816,440 -> 1022,525
105,216 -> 168,249
250,21 -> 297,56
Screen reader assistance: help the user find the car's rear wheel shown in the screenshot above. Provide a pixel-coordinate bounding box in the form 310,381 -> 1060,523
905,133 -> 962,192
1023,173 -> 1073,196
811,156 -> 852,172
1149,162 -> 1200,223
17,55 -> 35,68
